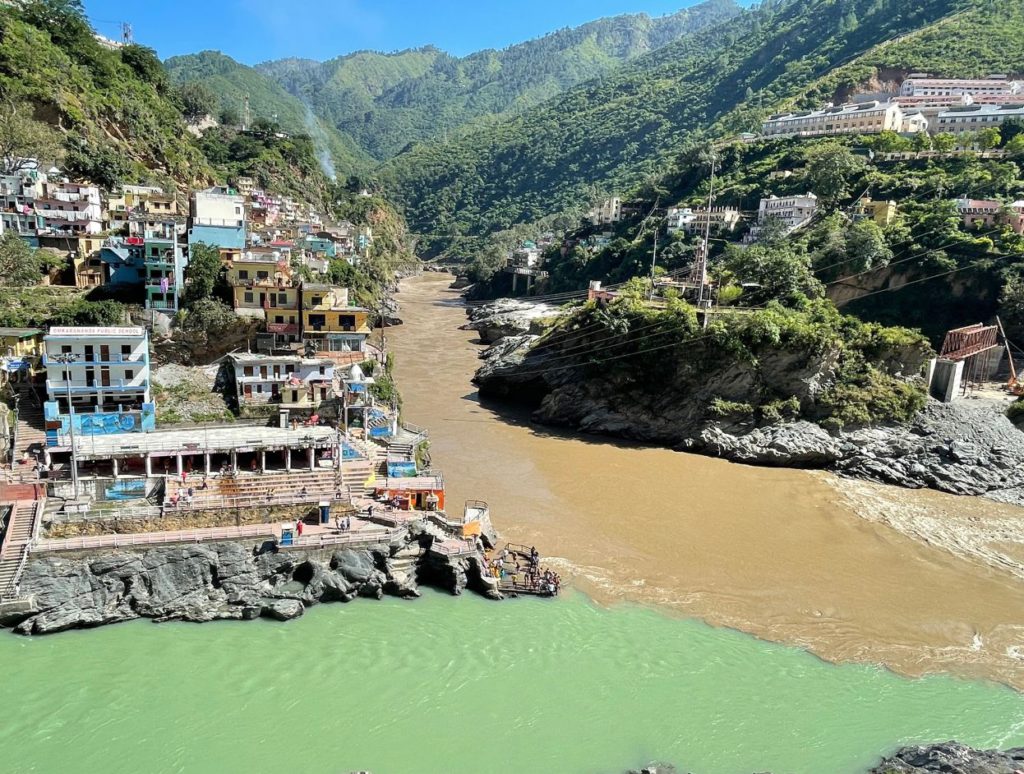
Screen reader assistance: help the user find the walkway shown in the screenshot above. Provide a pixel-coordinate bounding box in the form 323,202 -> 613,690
0,496 -> 43,598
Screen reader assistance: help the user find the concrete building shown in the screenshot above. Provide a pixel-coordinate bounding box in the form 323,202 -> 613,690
955,198 -> 1024,234
588,197 -> 622,226
138,220 -> 187,314
42,326 -> 155,447
900,76 -> 1022,98
761,100 -> 924,138
226,353 -> 334,412
188,186 -> 246,250
744,193 -> 818,243
851,198 -> 898,227
0,327 -> 43,385
0,168 -> 46,235
36,180 -> 102,235
508,246 -> 542,268
933,104 -> 1024,134
666,206 -> 741,235
300,283 -> 371,354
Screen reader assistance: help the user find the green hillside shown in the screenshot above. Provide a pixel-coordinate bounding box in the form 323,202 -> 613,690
381,0 -> 990,251
0,1 -> 211,188
164,50 -> 372,177
260,0 -> 741,161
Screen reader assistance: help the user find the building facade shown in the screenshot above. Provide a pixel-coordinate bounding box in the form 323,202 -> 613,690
300,283 -> 371,353
588,197 -> 622,226
42,326 -> 155,447
761,101 -> 924,138
933,104 -> 1024,134
227,354 -> 335,411
666,206 -> 741,235
188,186 -> 246,250
36,181 -> 103,235
900,76 -> 1022,98
744,194 -> 819,243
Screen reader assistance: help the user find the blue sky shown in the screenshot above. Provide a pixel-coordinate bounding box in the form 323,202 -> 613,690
82,0 -> 702,65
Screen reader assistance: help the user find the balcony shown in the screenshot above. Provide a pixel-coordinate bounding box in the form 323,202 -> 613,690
266,323 -> 299,335
46,379 -> 149,393
44,353 -> 145,366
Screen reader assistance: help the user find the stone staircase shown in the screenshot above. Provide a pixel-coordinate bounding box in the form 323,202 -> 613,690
0,498 -> 42,599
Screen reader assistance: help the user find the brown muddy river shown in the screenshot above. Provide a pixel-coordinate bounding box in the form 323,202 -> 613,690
388,273 -> 1024,688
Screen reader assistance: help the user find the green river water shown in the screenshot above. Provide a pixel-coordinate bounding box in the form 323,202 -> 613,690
2,590 -> 1023,774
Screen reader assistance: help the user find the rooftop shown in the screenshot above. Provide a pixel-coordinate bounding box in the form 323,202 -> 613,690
227,353 -> 333,367
68,424 -> 338,459
0,327 -> 43,338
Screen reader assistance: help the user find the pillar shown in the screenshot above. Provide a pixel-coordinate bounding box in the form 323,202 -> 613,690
307,447 -> 315,471
230,449 -> 237,474
204,453 -> 211,475
260,449 -> 266,472
145,454 -> 152,477
112,458 -> 119,479
176,454 -> 183,477
285,447 -> 292,472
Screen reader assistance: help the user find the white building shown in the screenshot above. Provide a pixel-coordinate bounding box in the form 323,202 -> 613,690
588,197 -> 622,226
761,101 -> 923,138
0,167 -> 46,235
188,186 -> 246,250
508,246 -> 542,268
36,180 -> 103,235
900,76 -> 1022,98
227,354 -> 335,409
42,326 -> 154,445
666,206 -> 741,235
744,194 -> 818,243
933,104 -> 1024,134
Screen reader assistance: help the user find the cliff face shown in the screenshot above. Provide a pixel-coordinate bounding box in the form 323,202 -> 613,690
6,529 -> 497,635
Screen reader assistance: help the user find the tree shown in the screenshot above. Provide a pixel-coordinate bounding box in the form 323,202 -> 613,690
1007,134 -> 1024,158
218,105 -> 241,127
0,99 -> 61,174
0,231 -> 41,287
911,131 -> 932,152
976,127 -> 1002,151
932,133 -> 957,153
803,142 -> 866,207
183,242 -> 223,307
177,82 -> 217,124
120,45 -> 167,89
999,268 -> 1024,341
722,241 -> 823,306
844,220 -> 893,273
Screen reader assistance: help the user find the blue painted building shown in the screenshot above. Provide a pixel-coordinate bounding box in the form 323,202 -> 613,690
188,186 -> 247,250
97,241 -> 145,287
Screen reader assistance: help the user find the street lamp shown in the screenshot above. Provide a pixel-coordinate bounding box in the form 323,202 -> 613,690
50,353 -> 79,498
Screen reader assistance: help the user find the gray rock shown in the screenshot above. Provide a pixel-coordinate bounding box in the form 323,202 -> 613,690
261,598 -> 304,621
461,299 -> 557,343
869,742 -> 1024,773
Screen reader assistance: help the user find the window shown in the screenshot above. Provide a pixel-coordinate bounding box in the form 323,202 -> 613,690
239,270 -> 249,280
278,293 -> 287,304
275,315 -> 284,324
243,366 -> 254,377
257,271 -> 269,280
61,345 -> 72,355
244,292 -> 254,303
311,296 -> 322,306
125,369 -> 134,380
121,344 -> 131,356
255,385 -> 262,394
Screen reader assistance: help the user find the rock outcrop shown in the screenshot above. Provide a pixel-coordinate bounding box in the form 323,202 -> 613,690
474,331 -> 1024,505
8,531 -> 499,635
868,742 -> 1024,773
462,300 -> 558,344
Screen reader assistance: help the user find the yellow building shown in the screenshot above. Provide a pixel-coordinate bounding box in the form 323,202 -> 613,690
0,327 -> 44,383
853,198 -> 898,227
299,283 -> 371,353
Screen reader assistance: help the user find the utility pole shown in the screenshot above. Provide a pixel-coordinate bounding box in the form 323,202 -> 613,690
243,95 -> 251,132
647,227 -> 659,301
121,22 -> 133,45
693,155 -> 717,310
53,354 -> 80,499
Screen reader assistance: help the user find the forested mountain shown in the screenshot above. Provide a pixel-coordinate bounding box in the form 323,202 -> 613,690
164,50 -> 373,176
259,0 -> 740,161
165,0 -> 739,171
381,0 -> 1018,251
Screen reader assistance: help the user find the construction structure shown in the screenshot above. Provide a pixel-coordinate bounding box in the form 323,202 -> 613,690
929,323 -> 1003,401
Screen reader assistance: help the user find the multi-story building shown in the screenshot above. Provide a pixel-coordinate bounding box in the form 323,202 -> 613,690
851,198 -> 898,227
761,100 -> 926,138
42,326 -> 155,446
955,198 -> 1024,234
233,176 -> 256,197
933,104 -> 1024,134
588,197 -> 622,226
226,353 -> 334,413
36,180 -> 103,235
105,184 -> 168,230
900,76 -> 1022,98
744,194 -> 818,243
187,186 -> 246,251
0,167 -> 46,235
508,246 -> 542,268
137,219 -> 187,314
666,206 -> 741,235
299,283 -> 371,354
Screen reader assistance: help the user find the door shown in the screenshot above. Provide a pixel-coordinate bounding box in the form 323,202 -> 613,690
84,345 -> 94,363
100,368 -> 111,387
100,345 -> 110,363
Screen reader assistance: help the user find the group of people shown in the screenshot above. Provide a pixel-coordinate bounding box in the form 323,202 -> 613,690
486,546 -> 561,596
167,477 -> 210,508
334,515 -> 353,532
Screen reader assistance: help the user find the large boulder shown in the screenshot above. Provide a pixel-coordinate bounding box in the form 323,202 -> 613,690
869,742 -> 1024,773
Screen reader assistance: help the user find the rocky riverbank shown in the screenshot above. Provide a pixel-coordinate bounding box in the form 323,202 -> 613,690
470,305 -> 1024,506
1,522 -> 498,635
624,742 -> 1024,774
461,298 -> 559,343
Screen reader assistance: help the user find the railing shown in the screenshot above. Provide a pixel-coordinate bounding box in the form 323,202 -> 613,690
464,500 -> 488,521
46,379 -> 148,392
1,544 -> 30,600
34,524 -> 277,553
279,526 -> 401,551
43,353 -> 144,366
430,538 -> 478,557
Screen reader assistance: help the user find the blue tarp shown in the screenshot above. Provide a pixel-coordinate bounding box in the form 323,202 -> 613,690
387,461 -> 417,478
